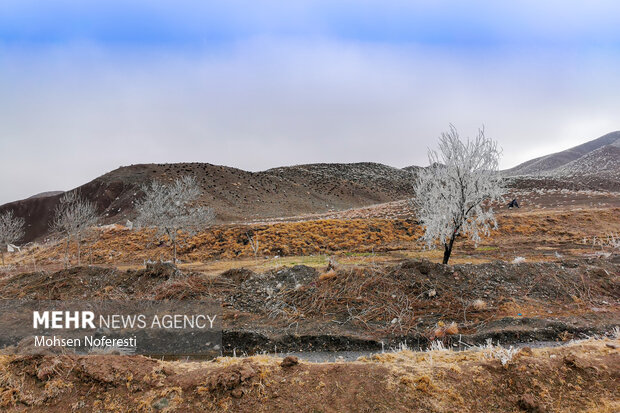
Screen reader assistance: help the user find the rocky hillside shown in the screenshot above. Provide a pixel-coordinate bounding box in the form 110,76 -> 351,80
504,131 -> 620,191
504,131 -> 620,176
0,162 -> 417,242
549,142 -> 620,180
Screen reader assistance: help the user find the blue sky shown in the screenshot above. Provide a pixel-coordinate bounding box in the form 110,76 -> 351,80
1,1 -> 620,203
2,1 -> 619,48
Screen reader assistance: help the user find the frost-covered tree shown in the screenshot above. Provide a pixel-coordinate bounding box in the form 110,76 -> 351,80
413,125 -> 505,264
135,175 -> 215,263
0,210 -> 25,265
52,191 -> 99,266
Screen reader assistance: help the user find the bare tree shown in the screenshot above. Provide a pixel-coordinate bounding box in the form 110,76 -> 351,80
246,231 -> 260,260
0,210 -> 25,266
413,125 -> 505,264
52,191 -> 99,267
135,176 -> 215,263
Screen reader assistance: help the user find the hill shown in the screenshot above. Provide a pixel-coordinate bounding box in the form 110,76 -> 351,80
504,131 -> 620,176
0,162 -> 416,242
504,131 -> 620,192
2,131 -> 619,243
25,191 -> 63,199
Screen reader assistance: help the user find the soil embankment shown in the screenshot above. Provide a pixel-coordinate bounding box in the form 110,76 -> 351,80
0,338 -> 618,412
1,259 -> 618,354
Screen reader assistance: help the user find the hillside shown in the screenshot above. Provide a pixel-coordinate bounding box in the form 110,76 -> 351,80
0,162 -> 416,242
549,143 -> 620,179
504,131 -> 620,176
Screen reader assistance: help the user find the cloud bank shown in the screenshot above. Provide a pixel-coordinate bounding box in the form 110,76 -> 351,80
1,2 -> 619,204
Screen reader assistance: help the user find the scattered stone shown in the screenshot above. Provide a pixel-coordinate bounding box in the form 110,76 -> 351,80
280,356 -> 299,368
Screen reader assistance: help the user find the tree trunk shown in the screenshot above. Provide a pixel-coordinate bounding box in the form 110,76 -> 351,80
173,241 -> 177,264
443,236 -> 456,264
65,236 -> 70,269
1,250 -> 4,266
77,238 -> 81,266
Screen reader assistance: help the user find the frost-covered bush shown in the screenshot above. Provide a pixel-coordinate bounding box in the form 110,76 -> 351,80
480,339 -> 519,366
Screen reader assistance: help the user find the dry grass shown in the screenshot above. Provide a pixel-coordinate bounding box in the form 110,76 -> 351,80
3,338 -> 617,412
3,207 -> 620,274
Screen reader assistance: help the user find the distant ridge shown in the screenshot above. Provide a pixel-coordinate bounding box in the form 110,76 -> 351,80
26,191 -> 63,200
504,131 -> 620,176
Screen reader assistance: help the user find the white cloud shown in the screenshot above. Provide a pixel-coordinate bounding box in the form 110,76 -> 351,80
0,37 -> 619,204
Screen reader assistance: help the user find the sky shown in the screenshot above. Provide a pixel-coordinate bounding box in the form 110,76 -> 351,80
1,1 -> 619,204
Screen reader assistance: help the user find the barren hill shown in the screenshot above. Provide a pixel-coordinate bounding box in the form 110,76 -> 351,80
505,131 -> 620,176
1,162 -> 416,242
544,143 -> 620,187
25,191 -> 63,199
504,131 -> 620,191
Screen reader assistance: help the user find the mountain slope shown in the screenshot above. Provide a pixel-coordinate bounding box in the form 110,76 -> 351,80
504,131 -> 620,176
0,162 -> 417,242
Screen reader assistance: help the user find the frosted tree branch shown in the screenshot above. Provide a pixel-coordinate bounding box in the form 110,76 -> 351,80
412,125 -> 506,264
52,191 -> 99,267
135,175 -> 215,263
0,210 -> 25,266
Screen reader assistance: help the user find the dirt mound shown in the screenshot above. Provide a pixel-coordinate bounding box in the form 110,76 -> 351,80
0,265 -> 192,300
220,267 -> 255,283
229,265 -> 318,313
0,339 -> 618,412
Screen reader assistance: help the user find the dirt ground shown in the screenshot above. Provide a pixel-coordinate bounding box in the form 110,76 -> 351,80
0,193 -> 618,411
0,338 -> 618,412
0,257 -> 618,354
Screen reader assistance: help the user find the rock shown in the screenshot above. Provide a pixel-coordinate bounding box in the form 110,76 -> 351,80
517,394 -> 545,412
418,260 -> 431,275
152,397 -> 169,410
220,268 -> 255,283
560,260 -> 579,268
231,388 -> 244,398
144,261 -> 179,278
206,363 -> 256,391
280,355 -> 299,368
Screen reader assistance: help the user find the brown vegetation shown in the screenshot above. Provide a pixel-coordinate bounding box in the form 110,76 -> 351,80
0,339 -> 617,412
5,207 -> 619,272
